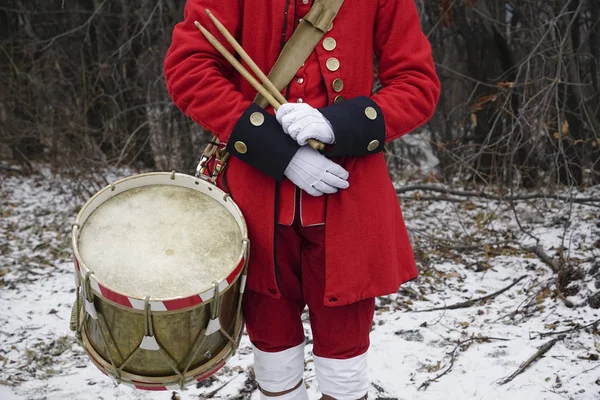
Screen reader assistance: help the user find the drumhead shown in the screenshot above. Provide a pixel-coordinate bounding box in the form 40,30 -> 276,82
78,184 -> 243,299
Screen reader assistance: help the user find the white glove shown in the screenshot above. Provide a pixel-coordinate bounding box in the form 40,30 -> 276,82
276,103 -> 335,146
284,146 -> 349,196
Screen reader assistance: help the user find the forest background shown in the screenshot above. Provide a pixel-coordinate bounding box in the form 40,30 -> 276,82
1,2 -> 600,398
1,0 -> 599,191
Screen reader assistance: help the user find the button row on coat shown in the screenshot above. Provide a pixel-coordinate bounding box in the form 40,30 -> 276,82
322,32 -> 343,101
326,58 -> 340,72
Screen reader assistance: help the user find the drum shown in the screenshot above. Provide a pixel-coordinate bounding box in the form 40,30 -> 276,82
70,172 -> 249,390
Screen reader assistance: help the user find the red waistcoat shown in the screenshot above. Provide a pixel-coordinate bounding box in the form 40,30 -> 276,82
164,0 -> 441,306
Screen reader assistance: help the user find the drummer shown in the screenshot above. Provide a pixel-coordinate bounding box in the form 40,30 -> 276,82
165,1 -> 440,399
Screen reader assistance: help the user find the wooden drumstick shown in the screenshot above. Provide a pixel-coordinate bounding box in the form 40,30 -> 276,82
194,22 -> 282,109
205,9 -> 288,107
194,19 -> 326,151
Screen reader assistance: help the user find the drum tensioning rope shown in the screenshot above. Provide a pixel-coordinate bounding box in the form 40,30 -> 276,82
81,271 -> 124,379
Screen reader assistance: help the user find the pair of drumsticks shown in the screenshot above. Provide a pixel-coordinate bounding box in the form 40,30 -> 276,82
195,10 -> 325,151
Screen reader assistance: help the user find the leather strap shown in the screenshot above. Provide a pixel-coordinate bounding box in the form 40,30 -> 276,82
258,379 -> 304,397
254,0 -> 345,108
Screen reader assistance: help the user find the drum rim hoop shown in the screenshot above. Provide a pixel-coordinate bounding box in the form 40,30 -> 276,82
73,257 -> 245,311
80,320 -> 243,388
71,172 -> 249,311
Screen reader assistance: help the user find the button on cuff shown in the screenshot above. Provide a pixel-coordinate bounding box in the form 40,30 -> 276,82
227,104 -> 300,180
318,96 -> 386,157
234,141 -> 247,154
250,111 -> 265,126
365,107 -> 377,120
367,140 -> 379,152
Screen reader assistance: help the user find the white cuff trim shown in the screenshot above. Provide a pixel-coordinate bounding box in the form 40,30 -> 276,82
313,352 -> 369,400
252,342 -> 306,394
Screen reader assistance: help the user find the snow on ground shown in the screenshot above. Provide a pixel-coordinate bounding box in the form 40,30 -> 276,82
1,167 -> 599,400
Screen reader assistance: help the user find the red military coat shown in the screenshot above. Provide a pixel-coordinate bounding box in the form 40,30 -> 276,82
164,0 -> 440,307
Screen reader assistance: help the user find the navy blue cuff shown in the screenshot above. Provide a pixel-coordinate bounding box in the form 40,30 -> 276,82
226,104 -> 300,181
319,96 -> 386,157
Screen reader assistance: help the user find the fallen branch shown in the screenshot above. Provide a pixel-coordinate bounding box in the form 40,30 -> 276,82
0,165 -> 25,174
413,275 -> 527,313
492,279 -> 553,323
497,337 -> 563,385
531,319 -> 600,339
398,195 -> 464,203
198,376 -> 237,399
554,277 -> 575,308
520,245 -> 575,307
411,230 -> 515,250
418,336 -> 509,391
395,185 -> 599,206
521,245 -> 558,273
433,241 -> 516,252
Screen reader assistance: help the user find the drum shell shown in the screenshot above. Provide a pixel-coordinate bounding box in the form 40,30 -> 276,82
82,278 -> 241,379
70,172 -> 249,388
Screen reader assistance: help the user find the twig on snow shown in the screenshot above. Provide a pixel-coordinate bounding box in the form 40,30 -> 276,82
492,279 -> 553,323
497,337 -> 563,385
418,336 -> 509,391
395,185 -> 599,206
576,363 -> 600,377
398,195 -> 465,203
433,240 -> 515,251
413,275 -> 527,313
0,165 -> 26,174
198,376 -> 238,399
531,319 -> 600,339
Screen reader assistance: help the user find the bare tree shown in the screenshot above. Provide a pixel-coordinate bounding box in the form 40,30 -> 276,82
0,0 -> 598,190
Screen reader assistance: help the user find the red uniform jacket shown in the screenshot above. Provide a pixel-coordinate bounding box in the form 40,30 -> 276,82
164,0 -> 440,307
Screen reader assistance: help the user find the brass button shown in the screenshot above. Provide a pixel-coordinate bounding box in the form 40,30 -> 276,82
297,77 -> 304,84
250,112 -> 264,126
326,57 -> 340,72
334,95 -> 344,104
367,140 -> 380,152
323,37 -> 337,51
332,78 -> 344,93
297,98 -> 304,103
234,141 -> 248,154
365,106 -> 378,120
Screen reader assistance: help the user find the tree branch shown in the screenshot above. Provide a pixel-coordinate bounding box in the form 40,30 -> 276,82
396,185 -> 599,205
414,275 -> 527,313
498,337 -> 563,385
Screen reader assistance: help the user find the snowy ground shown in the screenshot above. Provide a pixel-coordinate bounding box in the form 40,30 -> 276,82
1,167 -> 599,400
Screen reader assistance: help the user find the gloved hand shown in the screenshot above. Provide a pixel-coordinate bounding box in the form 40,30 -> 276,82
276,103 -> 335,146
284,146 -> 349,196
